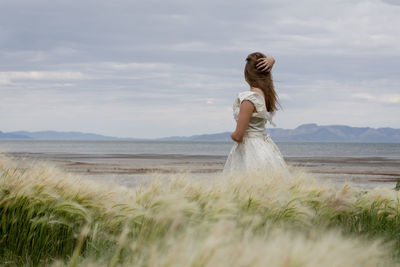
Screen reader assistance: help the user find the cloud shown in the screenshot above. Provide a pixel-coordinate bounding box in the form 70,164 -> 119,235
383,95 -> 400,104
205,98 -> 215,105
0,71 -> 86,81
352,93 -> 375,101
352,93 -> 400,104
382,0 -> 400,6
0,0 -> 399,137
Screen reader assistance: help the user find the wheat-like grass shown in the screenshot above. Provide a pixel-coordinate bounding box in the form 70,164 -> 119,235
0,156 -> 399,266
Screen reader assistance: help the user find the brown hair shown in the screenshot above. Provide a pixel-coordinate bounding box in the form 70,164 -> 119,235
244,52 -> 280,113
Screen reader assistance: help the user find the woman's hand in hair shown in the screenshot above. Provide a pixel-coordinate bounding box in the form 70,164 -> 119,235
256,55 -> 275,72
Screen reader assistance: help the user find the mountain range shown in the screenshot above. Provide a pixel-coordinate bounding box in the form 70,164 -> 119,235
159,123 -> 400,142
0,130 -> 127,140
1,123 -> 400,142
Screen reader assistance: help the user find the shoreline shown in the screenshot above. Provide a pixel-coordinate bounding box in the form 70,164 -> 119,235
2,151 -> 400,189
3,151 -> 400,160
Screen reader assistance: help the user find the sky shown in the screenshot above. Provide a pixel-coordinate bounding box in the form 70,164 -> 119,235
1,0 -> 399,138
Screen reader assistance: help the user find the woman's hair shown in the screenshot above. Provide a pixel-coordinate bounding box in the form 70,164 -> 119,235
244,52 -> 280,113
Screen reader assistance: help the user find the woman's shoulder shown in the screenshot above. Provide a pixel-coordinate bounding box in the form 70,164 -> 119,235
237,90 -> 259,98
236,91 -> 265,108
234,90 -> 276,126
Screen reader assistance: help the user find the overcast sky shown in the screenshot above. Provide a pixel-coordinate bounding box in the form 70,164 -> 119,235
1,0 -> 399,138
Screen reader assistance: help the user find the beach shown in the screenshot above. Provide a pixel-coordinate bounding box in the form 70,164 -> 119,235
3,151 -> 400,189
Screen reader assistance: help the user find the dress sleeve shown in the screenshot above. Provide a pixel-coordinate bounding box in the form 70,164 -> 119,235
237,91 -> 277,127
238,92 -> 266,113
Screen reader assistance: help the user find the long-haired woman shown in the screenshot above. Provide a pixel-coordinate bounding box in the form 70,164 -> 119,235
223,52 -> 289,175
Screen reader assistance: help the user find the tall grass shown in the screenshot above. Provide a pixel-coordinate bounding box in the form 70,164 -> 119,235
0,156 -> 400,266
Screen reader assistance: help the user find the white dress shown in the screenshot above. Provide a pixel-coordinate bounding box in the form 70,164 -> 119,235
223,91 -> 289,175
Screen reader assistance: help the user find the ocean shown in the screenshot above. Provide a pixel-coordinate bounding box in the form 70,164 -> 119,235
1,140 -> 400,159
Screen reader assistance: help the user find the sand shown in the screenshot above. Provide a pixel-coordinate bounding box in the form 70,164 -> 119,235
2,151 -> 400,189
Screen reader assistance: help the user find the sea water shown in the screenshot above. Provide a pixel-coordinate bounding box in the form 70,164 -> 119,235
0,140 -> 400,159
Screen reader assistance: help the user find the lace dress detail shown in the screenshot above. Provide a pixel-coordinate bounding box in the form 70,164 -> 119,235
223,91 -> 290,175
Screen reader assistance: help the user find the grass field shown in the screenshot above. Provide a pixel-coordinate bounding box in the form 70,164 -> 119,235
1,156 -> 400,266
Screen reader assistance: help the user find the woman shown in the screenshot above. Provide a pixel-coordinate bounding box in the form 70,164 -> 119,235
223,52 -> 289,175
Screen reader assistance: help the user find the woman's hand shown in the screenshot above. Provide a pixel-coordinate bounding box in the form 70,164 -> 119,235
231,132 -> 242,143
256,55 -> 275,72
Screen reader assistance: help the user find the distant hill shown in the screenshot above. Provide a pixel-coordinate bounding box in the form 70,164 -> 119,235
0,130 -> 135,140
1,124 -> 400,142
161,132 -> 232,141
267,124 -> 400,142
0,131 -> 31,139
160,123 -> 400,143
